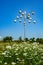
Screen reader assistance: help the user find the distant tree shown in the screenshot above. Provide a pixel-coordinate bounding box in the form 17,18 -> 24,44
19,36 -> 22,42
29,37 -> 35,43
36,38 -> 43,44
36,38 -> 39,43
25,38 -> 29,42
3,36 -> 13,42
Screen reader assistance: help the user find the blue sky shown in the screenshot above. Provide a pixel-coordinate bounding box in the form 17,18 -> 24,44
0,0 -> 43,40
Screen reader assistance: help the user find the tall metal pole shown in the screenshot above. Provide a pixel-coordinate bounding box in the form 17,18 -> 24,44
24,14 -> 26,41
24,22 -> 26,41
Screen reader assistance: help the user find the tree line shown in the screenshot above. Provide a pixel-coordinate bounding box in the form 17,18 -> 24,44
0,36 -> 43,44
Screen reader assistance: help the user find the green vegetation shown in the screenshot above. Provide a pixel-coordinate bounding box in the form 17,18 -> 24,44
0,36 -> 43,65
3,36 -> 13,42
0,43 -> 43,65
36,38 -> 43,44
1,36 -> 43,44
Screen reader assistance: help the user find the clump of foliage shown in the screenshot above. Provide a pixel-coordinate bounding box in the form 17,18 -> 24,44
25,38 -> 29,42
0,43 -> 43,65
36,38 -> 43,44
29,37 -> 35,43
3,36 -> 13,42
18,36 -> 23,42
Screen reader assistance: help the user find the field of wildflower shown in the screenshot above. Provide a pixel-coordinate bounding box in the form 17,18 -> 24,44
0,42 -> 43,65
